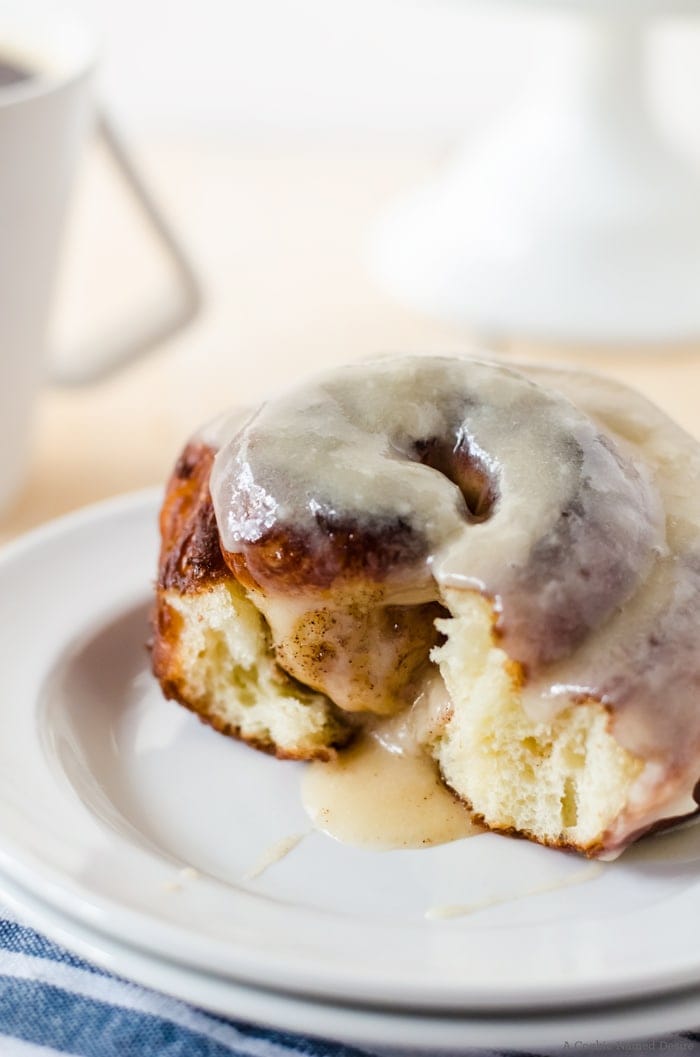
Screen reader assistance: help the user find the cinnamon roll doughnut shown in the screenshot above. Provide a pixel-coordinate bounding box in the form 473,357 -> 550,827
152,355 -> 700,856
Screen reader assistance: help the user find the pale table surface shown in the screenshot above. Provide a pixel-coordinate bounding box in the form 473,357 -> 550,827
3,140 -> 700,544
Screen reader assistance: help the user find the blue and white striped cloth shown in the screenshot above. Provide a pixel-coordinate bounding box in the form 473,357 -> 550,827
1,902 -> 699,1057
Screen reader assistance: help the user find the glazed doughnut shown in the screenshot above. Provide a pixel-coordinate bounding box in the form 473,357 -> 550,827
152,355 -> 700,856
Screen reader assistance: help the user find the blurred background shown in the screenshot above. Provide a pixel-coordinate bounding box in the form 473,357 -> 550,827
6,0 -> 700,539
55,1 -> 700,146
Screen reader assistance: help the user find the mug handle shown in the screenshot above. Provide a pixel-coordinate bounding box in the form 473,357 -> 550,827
48,111 -> 202,386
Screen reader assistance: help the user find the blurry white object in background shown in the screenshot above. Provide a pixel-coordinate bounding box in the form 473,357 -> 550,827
54,0 -> 700,150
370,2 -> 700,346
0,0 -> 95,512
56,0 -> 537,141
0,0 -> 199,513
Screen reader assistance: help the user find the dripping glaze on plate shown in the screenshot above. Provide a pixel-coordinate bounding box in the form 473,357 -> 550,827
302,734 -> 484,850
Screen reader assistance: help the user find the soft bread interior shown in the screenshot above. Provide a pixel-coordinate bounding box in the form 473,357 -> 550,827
431,592 -> 644,851
160,582 -> 348,759
158,575 -> 644,850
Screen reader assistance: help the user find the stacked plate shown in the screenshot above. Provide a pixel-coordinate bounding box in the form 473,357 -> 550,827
1,490 -> 699,1053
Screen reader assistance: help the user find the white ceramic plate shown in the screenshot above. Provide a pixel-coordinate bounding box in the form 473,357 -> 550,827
3,866 -> 700,1054
1,490 -> 700,1015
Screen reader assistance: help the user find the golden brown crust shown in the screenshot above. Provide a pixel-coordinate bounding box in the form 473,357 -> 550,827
157,442 -> 229,594
476,818 -> 604,858
152,442 -> 344,762
152,441 -> 229,706
450,792 -> 605,857
224,518 -> 429,595
150,596 -> 185,705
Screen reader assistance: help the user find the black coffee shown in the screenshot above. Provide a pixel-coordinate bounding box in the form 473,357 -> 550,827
0,57 -> 34,88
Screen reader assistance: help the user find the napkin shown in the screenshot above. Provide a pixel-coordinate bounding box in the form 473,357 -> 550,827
0,903 -> 697,1057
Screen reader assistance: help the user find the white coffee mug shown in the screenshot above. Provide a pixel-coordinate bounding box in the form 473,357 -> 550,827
0,1 -> 200,510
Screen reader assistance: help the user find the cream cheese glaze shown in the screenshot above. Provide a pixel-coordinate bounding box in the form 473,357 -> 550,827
521,366 -> 700,845
208,356 -> 700,840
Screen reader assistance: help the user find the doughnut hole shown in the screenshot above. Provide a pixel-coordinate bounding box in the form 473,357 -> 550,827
154,582 -> 350,760
411,436 -> 496,522
431,593 -> 644,852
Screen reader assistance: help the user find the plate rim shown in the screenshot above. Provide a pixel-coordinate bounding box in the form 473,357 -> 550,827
2,866 -> 700,1054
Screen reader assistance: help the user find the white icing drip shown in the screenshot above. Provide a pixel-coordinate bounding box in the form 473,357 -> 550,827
424,862 -> 604,920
